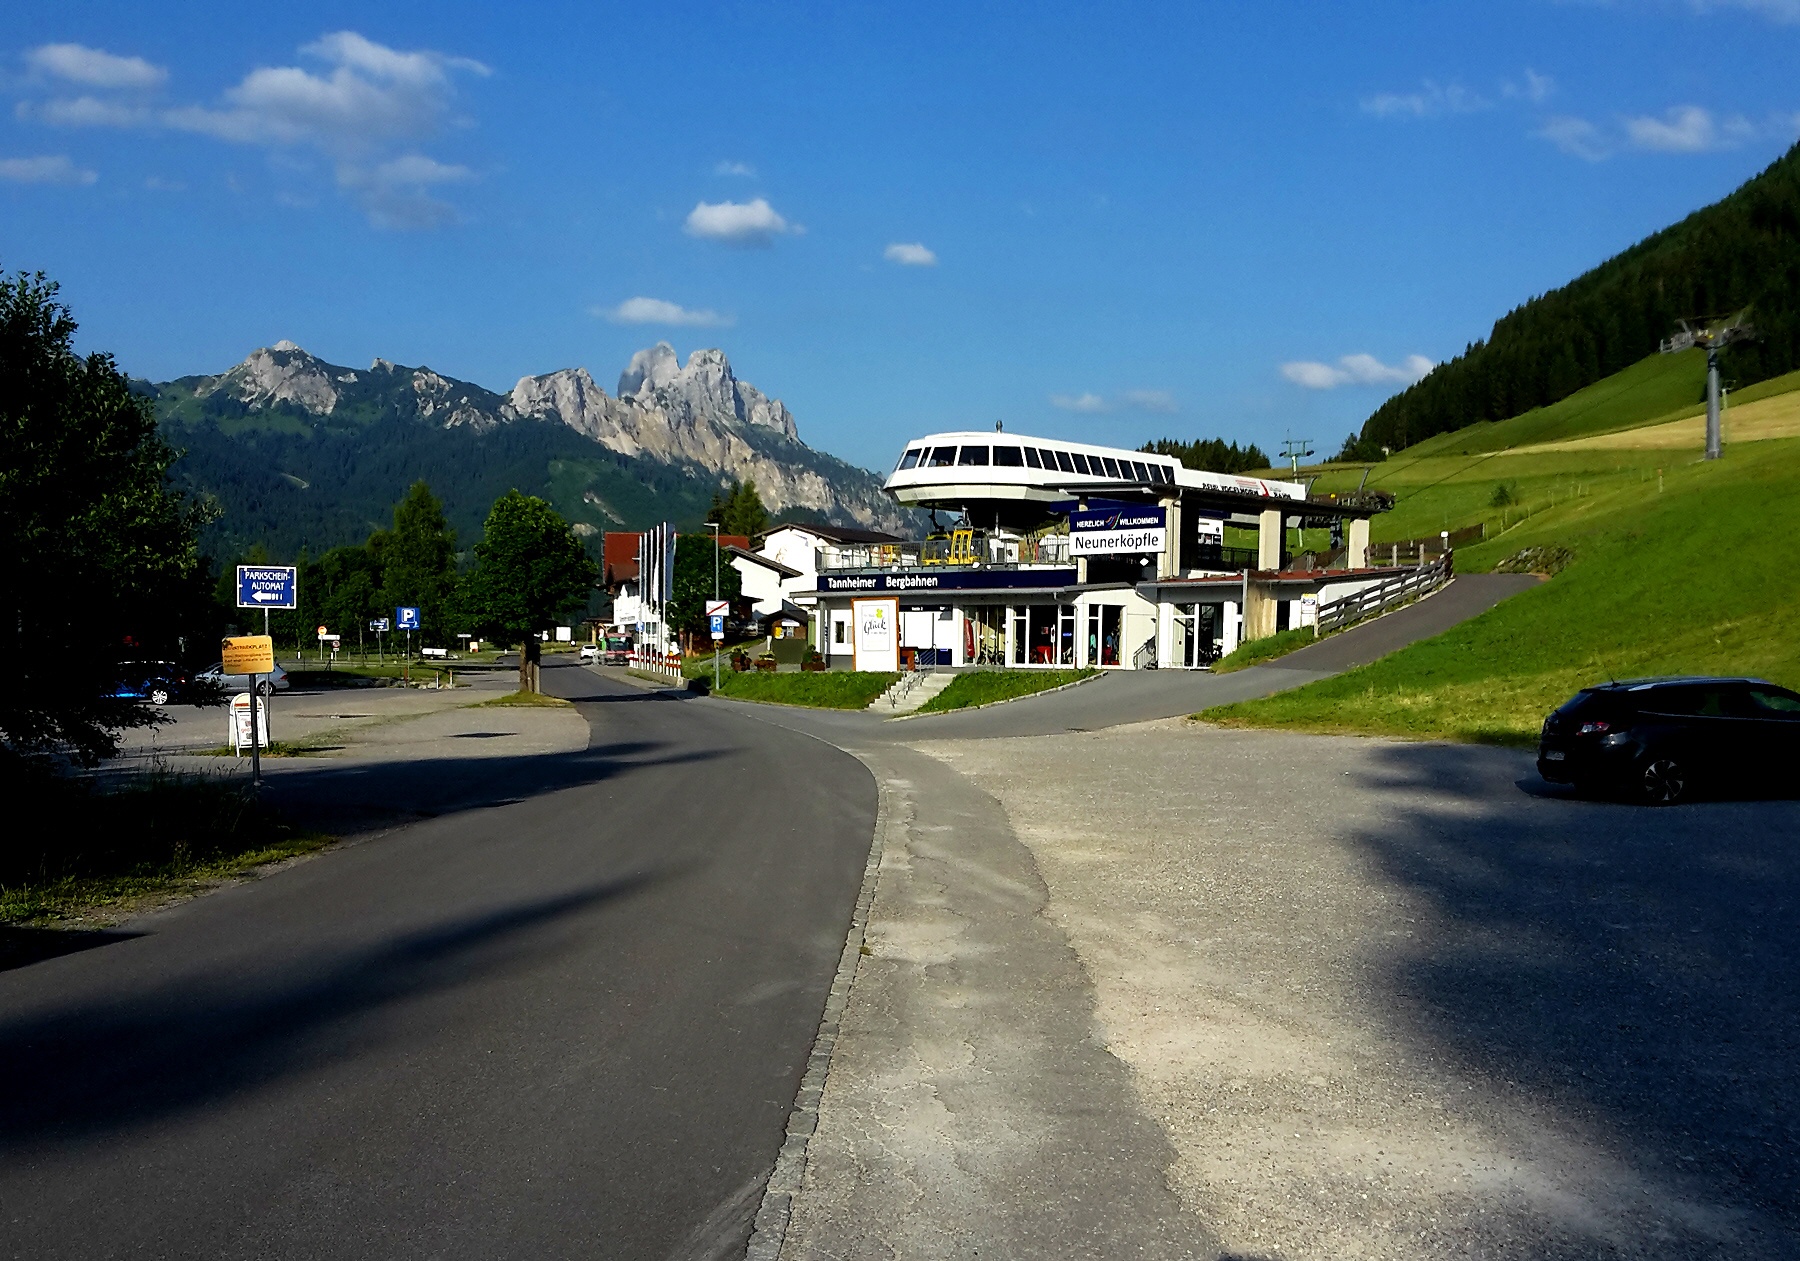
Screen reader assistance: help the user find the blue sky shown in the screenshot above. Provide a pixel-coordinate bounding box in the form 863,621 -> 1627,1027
3,2 -> 1798,471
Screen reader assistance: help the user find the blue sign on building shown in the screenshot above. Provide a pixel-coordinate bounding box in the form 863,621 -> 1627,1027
819,568 -> 1077,593
396,606 -> 422,630
237,565 -> 297,610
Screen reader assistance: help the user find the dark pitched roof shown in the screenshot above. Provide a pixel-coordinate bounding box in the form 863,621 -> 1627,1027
765,522 -> 903,545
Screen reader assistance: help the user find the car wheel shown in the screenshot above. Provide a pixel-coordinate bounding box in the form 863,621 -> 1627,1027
1638,755 -> 1688,806
257,681 -> 274,697
149,686 -> 171,706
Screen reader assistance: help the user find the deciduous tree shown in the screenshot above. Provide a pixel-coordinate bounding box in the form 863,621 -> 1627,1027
0,271 -> 212,765
462,490 -> 597,692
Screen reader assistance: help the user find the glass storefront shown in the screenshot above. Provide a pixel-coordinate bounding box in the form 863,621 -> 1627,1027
1010,604 -> 1076,665
1085,604 -> 1123,666
1170,602 -> 1224,668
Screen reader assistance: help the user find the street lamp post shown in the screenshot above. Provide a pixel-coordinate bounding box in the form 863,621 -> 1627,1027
706,520 -> 721,691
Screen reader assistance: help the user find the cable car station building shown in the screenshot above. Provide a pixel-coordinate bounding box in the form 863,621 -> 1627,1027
801,430 -> 1396,671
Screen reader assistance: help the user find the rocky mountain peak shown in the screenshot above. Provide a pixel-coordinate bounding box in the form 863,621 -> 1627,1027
198,341 -> 340,414
617,342 -> 681,399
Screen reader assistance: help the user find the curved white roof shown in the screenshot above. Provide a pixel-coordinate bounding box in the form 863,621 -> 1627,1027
883,430 -> 1304,503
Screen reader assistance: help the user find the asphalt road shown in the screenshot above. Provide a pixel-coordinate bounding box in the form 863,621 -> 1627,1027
0,661 -> 876,1261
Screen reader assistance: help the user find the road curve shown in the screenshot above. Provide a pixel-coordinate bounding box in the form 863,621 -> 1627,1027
0,662 -> 875,1261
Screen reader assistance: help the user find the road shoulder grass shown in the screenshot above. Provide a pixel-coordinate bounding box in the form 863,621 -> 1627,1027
0,767 -> 331,929
712,670 -> 898,709
1202,438 -> 1800,744
913,668 -> 1096,713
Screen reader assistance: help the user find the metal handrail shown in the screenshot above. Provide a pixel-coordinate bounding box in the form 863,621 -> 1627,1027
1315,552 -> 1453,636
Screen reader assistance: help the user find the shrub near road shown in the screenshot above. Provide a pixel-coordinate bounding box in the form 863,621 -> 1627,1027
1205,438 -> 1800,745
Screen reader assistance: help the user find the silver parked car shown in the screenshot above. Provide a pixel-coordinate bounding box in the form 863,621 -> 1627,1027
195,660 -> 291,696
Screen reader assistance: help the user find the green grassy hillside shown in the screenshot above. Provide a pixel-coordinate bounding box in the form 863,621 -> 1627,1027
1205,435 -> 1800,744
1347,140 -> 1800,456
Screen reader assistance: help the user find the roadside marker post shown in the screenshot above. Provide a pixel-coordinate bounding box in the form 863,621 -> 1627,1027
222,635 -> 275,786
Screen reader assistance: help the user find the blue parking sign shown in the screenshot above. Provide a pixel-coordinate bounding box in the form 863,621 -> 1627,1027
709,614 -> 725,639
237,565 -> 297,610
396,606 -> 421,630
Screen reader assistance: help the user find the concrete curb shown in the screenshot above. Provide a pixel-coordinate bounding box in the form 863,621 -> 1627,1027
884,669 -> 1103,722
743,770 -> 897,1261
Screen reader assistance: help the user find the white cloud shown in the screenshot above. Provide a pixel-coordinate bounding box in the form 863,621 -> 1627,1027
1538,114 -> 1612,160
714,160 -> 755,176
1120,389 -> 1177,414
599,296 -> 733,327
1361,80 -> 1489,118
337,153 -> 473,229
1281,353 -> 1434,390
27,43 -> 166,89
883,241 -> 937,267
1624,104 -> 1754,152
164,32 -> 486,156
1689,0 -> 1800,21
1049,389 -> 1177,413
1503,69 -> 1555,104
26,96 -> 150,128
0,154 -> 97,186
684,197 -> 793,246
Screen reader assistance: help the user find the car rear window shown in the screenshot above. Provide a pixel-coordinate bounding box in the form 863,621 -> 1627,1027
1747,687 -> 1800,714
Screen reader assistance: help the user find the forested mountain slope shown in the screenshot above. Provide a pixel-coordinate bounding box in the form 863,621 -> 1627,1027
1349,141 -> 1800,456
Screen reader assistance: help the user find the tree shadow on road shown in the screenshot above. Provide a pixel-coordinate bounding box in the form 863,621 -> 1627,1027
1344,740 -> 1800,1253
0,879 -> 652,1149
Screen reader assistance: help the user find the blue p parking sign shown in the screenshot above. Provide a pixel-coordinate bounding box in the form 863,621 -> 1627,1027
396,606 -> 421,630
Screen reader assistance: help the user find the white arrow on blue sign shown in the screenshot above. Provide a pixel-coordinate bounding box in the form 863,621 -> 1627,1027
370,618 -> 391,632
237,565 -> 297,610
396,606 -> 422,630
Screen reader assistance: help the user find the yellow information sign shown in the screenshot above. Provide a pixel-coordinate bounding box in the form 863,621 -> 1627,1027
221,635 -> 275,675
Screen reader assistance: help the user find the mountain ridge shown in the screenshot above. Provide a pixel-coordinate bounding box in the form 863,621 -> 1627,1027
145,341 -> 911,558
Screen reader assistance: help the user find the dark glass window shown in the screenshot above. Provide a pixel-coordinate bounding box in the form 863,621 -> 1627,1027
1749,687 -> 1800,714
928,446 -> 957,467
958,445 -> 990,465
1023,447 -> 1042,469
1053,450 -> 1075,473
1129,460 -> 1150,481
992,445 -> 1024,466
1071,453 -> 1092,474
898,448 -> 922,470
1101,457 -> 1122,478
1150,463 -> 1173,484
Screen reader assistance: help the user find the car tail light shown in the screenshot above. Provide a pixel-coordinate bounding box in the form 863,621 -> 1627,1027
1578,720 -> 1611,735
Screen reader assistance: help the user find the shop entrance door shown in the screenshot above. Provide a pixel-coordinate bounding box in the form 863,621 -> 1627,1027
1086,604 -> 1122,666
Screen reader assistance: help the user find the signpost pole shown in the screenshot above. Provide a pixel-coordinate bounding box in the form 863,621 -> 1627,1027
248,674 -> 262,786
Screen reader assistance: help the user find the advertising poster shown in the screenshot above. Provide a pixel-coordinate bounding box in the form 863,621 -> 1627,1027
852,596 -> 899,672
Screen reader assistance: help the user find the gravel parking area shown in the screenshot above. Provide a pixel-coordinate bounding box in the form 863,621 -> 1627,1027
895,720 -> 1800,1259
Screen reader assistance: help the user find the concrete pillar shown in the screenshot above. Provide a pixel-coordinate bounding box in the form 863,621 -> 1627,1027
1347,517 -> 1370,570
1159,497 -> 1180,579
1242,579 -> 1278,642
1257,508 -> 1282,571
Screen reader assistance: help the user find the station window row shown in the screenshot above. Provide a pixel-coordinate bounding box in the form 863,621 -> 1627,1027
896,443 -> 1175,484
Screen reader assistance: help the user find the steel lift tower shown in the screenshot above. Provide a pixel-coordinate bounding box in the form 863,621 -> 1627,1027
1661,316 -> 1755,460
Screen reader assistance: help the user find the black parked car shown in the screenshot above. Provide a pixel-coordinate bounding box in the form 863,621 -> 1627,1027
1538,676 -> 1800,804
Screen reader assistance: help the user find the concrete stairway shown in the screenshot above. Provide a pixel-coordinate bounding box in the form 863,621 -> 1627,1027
869,671 -> 957,715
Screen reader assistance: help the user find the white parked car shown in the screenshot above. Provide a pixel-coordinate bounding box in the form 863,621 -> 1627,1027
196,661 -> 291,696
578,643 -> 600,663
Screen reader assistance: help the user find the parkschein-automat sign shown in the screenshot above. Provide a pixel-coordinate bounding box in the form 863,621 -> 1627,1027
1069,506 -> 1166,555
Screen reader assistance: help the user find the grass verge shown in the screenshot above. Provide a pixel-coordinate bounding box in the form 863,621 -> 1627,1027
1210,627 -> 1319,673
712,670 -> 899,709
1201,438 -> 1800,744
914,669 -> 1095,713
193,740 -> 344,757
0,765 -> 330,927
476,690 -> 573,707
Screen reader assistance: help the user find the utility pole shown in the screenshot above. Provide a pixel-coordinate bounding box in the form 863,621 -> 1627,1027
706,519 -> 721,691
1661,316 -> 1756,460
